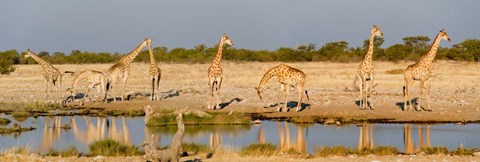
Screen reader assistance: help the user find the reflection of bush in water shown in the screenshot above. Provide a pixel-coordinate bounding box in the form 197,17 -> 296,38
12,111 -> 30,122
146,112 -> 252,126
147,124 -> 251,136
0,117 -> 11,126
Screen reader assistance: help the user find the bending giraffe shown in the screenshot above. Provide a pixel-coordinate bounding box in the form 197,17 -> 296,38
255,64 -> 310,112
106,38 -> 152,101
357,25 -> 383,110
207,33 -> 233,109
24,49 -> 67,103
148,44 -> 161,100
403,29 -> 451,111
67,70 -> 107,105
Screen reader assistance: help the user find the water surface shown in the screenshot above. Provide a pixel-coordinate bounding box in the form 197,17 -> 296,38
0,115 -> 479,154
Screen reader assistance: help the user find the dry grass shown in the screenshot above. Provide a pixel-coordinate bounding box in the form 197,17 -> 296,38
385,68 -> 404,75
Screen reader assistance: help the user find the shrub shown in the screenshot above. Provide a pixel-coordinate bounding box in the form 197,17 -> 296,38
0,50 -> 18,75
182,143 -> 211,154
422,147 -> 448,155
315,146 -> 353,157
47,146 -> 81,157
239,143 -> 277,156
88,139 -> 142,156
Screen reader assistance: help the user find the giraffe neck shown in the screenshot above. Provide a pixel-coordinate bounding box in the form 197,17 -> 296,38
420,33 -> 443,64
257,68 -> 277,91
148,48 -> 157,67
363,32 -> 375,64
211,40 -> 225,67
28,53 -> 55,71
120,41 -> 147,65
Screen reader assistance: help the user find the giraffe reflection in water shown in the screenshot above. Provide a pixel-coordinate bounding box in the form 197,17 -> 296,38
276,122 -> 307,153
357,124 -> 374,151
39,116 -> 132,153
404,124 -> 431,154
39,116 -> 63,152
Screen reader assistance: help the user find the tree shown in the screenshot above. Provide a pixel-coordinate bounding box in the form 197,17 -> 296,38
448,39 -> 480,61
384,44 -> 409,62
402,36 -> 431,54
0,50 -> 18,75
316,41 -> 351,62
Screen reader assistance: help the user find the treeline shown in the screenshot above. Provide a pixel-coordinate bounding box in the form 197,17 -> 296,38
1,36 -> 480,74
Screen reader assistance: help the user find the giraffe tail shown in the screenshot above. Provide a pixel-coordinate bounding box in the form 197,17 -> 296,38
403,86 -> 406,97
106,80 -> 111,91
305,90 -> 310,102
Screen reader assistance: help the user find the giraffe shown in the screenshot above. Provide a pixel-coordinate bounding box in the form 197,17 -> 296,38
106,38 -> 152,101
207,33 -> 233,109
403,29 -> 451,111
67,70 -> 107,105
24,49 -> 64,103
255,64 -> 310,112
357,25 -> 383,110
148,44 -> 161,100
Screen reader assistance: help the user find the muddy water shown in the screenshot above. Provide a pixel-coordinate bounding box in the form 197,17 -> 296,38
0,115 -> 479,154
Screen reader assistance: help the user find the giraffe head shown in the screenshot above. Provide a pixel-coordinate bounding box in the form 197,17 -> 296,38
439,29 -> 451,42
24,49 -> 34,58
221,33 -> 234,46
372,25 -> 383,37
144,37 -> 152,48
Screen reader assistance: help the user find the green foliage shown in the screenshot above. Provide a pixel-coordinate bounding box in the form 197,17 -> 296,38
182,143 -> 211,154
239,143 -> 277,156
315,146 -> 354,157
46,146 -> 81,157
422,146 -> 448,155
88,139 -> 142,156
0,117 -> 11,126
0,50 -> 18,75
146,112 -> 251,126
4,38 -> 480,64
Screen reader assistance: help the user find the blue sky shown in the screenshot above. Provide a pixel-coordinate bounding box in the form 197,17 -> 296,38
0,0 -> 478,54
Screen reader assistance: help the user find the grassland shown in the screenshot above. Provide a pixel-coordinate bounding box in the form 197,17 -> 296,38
0,61 -> 478,124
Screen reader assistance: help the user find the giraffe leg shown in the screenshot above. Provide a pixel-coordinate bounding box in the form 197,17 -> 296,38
358,75 -> 363,109
151,78 -> 155,101
58,76 -> 63,104
284,85 -> 290,112
417,81 -> 424,111
82,85 -> 93,105
404,78 -> 413,111
215,77 -> 223,109
277,84 -> 285,112
362,78 -> 368,109
208,78 -> 214,109
368,77 -> 375,110
425,80 -> 432,111
296,85 -> 303,112
156,75 -> 161,100
44,79 -> 49,102
121,74 -> 129,101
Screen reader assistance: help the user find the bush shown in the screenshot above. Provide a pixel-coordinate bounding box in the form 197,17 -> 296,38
47,146 -> 81,157
239,143 -> 277,156
0,50 -> 18,75
88,139 -> 142,156
315,146 -> 353,157
422,147 -> 448,155
182,143 -> 211,154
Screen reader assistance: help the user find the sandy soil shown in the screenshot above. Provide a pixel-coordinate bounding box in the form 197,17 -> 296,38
1,153 -> 479,162
1,61 -> 479,123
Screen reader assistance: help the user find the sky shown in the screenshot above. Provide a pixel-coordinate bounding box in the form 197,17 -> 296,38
0,0 -> 479,54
